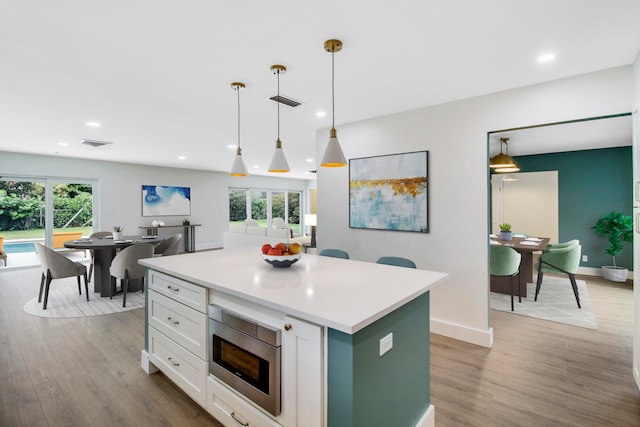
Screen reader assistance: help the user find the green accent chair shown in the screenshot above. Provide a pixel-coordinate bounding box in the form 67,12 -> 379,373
490,246 -> 521,311
534,240 -> 582,308
376,256 -> 417,269
319,249 -> 349,259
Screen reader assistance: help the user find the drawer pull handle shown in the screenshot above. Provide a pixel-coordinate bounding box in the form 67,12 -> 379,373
167,316 -> 180,325
230,412 -> 249,426
167,285 -> 180,292
167,357 -> 180,367
284,323 -> 292,331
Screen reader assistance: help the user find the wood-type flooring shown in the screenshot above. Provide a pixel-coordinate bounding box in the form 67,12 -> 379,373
1,268 -> 638,426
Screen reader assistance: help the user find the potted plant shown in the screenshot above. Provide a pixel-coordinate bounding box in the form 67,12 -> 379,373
113,226 -> 124,241
499,223 -> 512,241
592,211 -> 633,282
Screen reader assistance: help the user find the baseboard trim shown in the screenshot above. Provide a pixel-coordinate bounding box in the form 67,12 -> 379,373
578,266 -> 634,279
141,349 -> 159,374
415,404 -> 435,427
430,318 -> 493,348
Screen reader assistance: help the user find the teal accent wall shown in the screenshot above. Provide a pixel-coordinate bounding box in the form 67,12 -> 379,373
514,146 -> 633,270
328,292 -> 430,427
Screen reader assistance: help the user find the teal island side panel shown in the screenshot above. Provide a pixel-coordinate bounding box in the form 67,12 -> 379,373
328,292 -> 430,427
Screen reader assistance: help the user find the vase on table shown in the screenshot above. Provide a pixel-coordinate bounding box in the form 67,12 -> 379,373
113,231 -> 123,240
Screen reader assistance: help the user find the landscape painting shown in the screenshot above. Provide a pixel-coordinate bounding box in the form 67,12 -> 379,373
142,185 -> 191,217
349,151 -> 428,232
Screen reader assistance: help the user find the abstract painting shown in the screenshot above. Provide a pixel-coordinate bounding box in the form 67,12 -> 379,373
142,185 -> 191,217
349,151 -> 428,232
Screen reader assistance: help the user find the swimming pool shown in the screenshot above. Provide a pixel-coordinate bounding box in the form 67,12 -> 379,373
4,242 -> 36,253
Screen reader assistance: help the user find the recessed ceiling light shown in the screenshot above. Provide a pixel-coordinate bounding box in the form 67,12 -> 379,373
537,53 -> 555,63
85,122 -> 101,127
253,165 -> 260,169
316,111 -> 326,118
227,144 -> 237,149
57,142 -> 69,147
306,158 -> 313,162
178,155 -> 186,160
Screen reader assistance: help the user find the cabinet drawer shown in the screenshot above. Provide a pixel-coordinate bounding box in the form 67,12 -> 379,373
206,376 -> 282,427
148,327 -> 207,407
149,290 -> 207,359
148,270 -> 207,312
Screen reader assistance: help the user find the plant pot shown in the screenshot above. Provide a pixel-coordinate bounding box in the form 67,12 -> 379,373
601,266 -> 628,282
113,232 -> 123,240
500,231 -> 512,241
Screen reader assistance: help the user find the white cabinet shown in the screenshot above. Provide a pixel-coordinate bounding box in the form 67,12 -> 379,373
281,316 -> 323,427
205,314 -> 324,427
147,270 -> 208,407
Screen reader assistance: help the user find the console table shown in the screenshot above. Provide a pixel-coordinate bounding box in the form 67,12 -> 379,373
139,224 -> 201,253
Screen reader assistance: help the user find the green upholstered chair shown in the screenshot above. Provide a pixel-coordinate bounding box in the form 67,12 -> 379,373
490,246 -> 521,311
319,249 -> 349,259
376,256 -> 417,269
534,240 -> 582,308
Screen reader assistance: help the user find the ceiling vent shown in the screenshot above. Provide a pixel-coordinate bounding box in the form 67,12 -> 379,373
81,139 -> 113,148
269,94 -> 302,108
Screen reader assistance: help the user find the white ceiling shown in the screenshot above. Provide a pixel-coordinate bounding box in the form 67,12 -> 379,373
1,1 -> 639,179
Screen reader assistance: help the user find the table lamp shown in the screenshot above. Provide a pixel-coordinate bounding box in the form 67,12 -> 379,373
304,214 -> 317,248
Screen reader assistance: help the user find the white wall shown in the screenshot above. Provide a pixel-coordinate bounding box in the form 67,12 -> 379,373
317,65 -> 634,347
0,152 -> 311,249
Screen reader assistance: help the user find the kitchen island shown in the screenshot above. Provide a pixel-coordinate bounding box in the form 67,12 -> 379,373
140,249 -> 448,427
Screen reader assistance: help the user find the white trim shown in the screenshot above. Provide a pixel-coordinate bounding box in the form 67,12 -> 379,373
430,318 -> 494,348
578,266 -> 634,279
140,349 -> 159,374
415,404 -> 435,427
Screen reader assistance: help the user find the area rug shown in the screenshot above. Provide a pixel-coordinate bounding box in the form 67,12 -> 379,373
490,276 -> 597,329
23,277 -> 145,318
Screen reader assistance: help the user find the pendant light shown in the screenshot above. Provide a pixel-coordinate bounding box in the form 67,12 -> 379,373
268,65 -> 290,173
229,82 -> 248,176
490,137 -> 520,172
321,39 -> 347,168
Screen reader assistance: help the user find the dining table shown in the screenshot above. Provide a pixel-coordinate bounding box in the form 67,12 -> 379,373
64,235 -> 165,297
490,234 -> 550,297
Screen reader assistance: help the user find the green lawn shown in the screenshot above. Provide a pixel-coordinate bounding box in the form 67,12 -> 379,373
0,227 -> 93,241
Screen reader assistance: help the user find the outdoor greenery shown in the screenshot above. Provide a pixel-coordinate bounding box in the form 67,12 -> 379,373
0,181 -> 93,233
229,189 -> 300,225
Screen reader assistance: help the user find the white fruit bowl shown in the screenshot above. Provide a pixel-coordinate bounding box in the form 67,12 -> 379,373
262,253 -> 302,268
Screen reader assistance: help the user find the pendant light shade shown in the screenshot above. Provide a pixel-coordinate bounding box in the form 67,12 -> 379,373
268,65 -> 290,173
321,39 -> 347,168
229,82 -> 248,177
490,137 -> 519,172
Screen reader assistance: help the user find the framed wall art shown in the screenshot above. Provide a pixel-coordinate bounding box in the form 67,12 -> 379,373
349,151 -> 428,232
142,185 -> 191,217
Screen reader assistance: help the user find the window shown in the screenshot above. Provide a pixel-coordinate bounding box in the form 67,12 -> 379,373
229,188 -> 302,235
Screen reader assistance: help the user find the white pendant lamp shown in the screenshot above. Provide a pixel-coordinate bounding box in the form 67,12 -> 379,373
268,65 -> 290,173
229,82 -> 248,177
321,39 -> 347,168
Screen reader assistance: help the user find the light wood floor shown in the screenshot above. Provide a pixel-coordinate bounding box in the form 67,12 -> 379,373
431,274 -> 640,427
1,268 -> 639,426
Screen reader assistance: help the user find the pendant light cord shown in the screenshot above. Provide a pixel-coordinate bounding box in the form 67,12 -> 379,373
237,86 -> 241,150
277,69 -> 281,140
331,51 -> 335,129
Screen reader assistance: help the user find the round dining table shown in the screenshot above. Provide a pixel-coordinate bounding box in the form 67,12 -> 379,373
64,235 -> 164,297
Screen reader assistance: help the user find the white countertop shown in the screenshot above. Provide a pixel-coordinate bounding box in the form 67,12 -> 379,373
140,249 -> 448,334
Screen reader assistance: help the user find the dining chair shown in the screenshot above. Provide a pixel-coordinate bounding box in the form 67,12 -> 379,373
87,231 -> 113,283
34,243 -> 89,310
319,249 -> 349,259
376,256 -> 417,269
534,240 -> 582,308
490,246 -> 521,311
154,233 -> 182,256
109,243 -> 154,307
